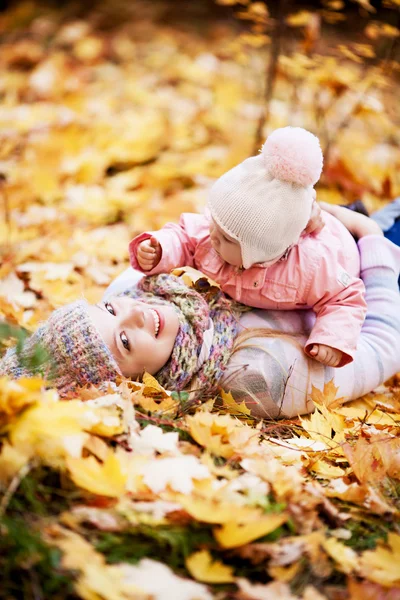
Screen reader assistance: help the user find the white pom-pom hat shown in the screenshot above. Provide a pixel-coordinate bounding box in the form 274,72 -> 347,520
208,127 -> 323,269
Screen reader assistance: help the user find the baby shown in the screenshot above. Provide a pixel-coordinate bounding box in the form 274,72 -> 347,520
129,127 -> 367,367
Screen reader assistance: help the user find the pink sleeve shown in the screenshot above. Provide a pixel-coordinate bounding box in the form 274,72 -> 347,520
128,213 -> 209,275
304,253 -> 367,367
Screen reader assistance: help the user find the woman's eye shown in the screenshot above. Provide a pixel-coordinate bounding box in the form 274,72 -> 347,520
104,302 -> 115,315
120,331 -> 130,351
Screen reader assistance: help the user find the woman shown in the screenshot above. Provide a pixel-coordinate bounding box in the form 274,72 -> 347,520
1,204 -> 400,418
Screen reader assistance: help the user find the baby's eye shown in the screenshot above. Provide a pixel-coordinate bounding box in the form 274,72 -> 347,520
223,236 -> 232,244
120,331 -> 130,351
104,302 -> 115,316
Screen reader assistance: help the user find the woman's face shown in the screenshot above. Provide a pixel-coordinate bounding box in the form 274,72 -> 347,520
87,296 -> 179,378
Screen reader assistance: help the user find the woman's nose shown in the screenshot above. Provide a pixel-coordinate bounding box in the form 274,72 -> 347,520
120,303 -> 145,328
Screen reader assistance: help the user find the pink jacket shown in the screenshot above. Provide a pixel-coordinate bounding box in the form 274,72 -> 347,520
129,211 -> 367,366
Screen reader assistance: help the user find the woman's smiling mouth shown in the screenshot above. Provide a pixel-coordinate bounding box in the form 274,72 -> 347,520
149,308 -> 165,337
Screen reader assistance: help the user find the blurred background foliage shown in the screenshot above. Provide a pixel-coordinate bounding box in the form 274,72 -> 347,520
0,0 -> 399,327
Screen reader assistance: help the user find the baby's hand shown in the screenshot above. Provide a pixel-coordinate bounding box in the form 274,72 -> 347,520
309,344 -> 343,367
137,236 -> 162,271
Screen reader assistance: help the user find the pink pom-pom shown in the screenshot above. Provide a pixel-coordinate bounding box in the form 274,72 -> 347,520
262,127 -> 323,186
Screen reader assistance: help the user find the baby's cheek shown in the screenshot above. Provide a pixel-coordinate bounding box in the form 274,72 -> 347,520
229,245 -> 243,267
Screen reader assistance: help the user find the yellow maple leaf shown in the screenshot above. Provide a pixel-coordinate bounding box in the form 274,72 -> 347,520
186,550 -> 234,583
67,451 -> 127,497
300,400 -> 345,451
171,266 -> 220,293
322,537 -> 359,574
214,513 -> 288,548
86,403 -> 125,438
220,390 -> 251,418
10,397 -> 90,464
337,397 -> 400,425
268,561 -> 301,582
310,379 -> 345,409
133,373 -> 179,415
178,494 -> 260,524
137,394 -> 179,416
142,372 -> 169,398
309,459 -> 347,479
0,295 -> 25,324
0,377 -> 44,428
359,533 -> 400,587
299,408 -> 335,449
187,412 -> 243,459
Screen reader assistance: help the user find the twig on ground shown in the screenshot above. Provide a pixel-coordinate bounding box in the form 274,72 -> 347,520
0,461 -> 33,518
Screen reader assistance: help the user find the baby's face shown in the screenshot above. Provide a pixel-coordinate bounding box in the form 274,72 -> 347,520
210,219 -> 243,267
86,297 -> 179,378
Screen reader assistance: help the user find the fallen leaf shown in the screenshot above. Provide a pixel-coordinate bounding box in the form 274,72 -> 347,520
359,533 -> 400,587
309,380 -> 345,410
186,549 -> 234,583
140,455 -> 210,494
178,494 -> 261,524
171,266 -> 220,293
67,451 -> 127,497
111,558 -> 212,600
187,411 -> 249,459
0,376 -> 44,427
221,390 -> 251,417
268,561 -> 301,582
322,537 -> 359,574
214,513 -> 288,548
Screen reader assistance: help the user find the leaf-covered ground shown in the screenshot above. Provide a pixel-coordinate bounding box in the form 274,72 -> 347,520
0,1 -> 400,598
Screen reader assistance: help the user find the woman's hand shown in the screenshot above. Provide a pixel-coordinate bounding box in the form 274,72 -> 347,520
303,199 -> 325,236
319,202 -> 383,238
137,236 -> 162,271
309,344 -> 343,367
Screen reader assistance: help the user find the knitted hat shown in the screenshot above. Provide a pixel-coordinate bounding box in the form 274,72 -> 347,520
0,275 -> 242,398
0,300 -> 121,396
208,127 -> 323,269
